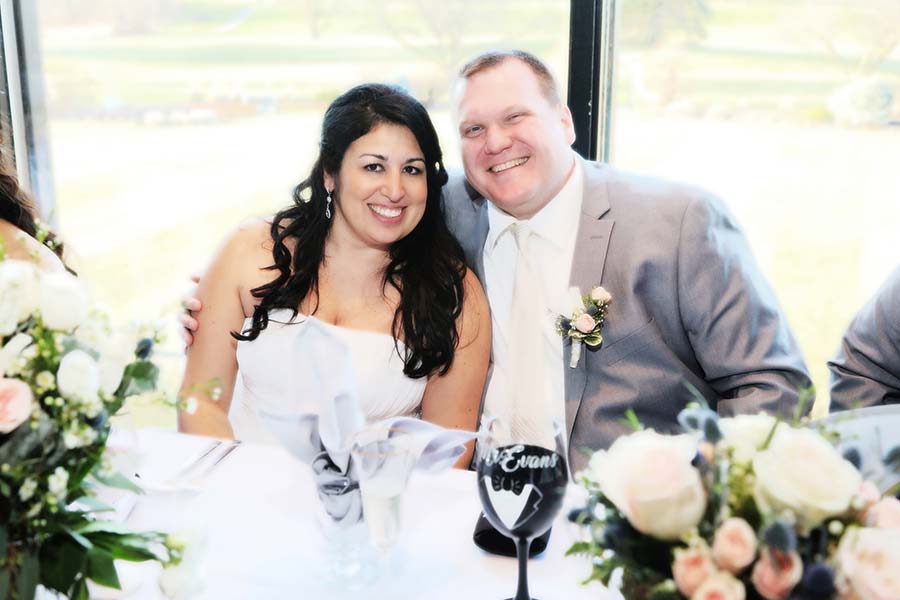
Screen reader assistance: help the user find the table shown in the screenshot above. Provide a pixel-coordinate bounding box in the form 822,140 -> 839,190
95,429 -> 615,599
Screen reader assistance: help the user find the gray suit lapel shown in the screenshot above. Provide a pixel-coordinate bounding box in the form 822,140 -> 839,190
565,160 -> 613,444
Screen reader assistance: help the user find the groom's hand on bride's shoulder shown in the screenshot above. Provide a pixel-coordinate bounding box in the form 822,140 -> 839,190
180,273 -> 203,351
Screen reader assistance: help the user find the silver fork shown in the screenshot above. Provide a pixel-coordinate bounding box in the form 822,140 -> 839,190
189,441 -> 242,482
167,439 -> 222,481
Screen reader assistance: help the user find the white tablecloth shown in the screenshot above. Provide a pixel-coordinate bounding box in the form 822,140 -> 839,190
101,429 -> 613,600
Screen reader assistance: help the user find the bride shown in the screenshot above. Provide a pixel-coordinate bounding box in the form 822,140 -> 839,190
178,84 -> 490,466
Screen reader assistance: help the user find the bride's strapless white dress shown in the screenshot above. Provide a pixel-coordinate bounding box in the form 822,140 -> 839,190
228,308 -> 426,444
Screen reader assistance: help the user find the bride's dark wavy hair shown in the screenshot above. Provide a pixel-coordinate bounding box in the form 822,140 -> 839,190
233,83 -> 467,379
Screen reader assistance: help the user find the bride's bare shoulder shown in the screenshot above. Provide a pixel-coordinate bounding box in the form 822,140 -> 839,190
0,219 -> 65,272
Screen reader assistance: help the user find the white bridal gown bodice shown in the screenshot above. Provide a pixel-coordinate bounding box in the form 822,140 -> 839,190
228,308 -> 426,444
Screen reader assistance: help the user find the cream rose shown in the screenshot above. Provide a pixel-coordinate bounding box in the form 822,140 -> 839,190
0,259 -> 39,335
719,413 -> 780,464
753,427 -> 861,532
672,542 -> 716,597
57,349 -> 101,402
712,517 -> 757,574
38,271 -> 89,331
836,527 -> 900,600
589,429 -> 706,540
0,377 -> 33,433
692,571 -> 746,600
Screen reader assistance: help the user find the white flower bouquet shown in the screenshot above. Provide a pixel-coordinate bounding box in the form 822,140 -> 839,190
568,401 -> 900,600
0,258 -> 181,599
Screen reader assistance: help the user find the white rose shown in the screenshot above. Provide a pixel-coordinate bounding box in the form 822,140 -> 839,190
589,429 -> 706,540
836,527 -> 900,600
719,414 -> 781,464
38,271 -> 89,331
74,312 -> 133,396
98,337 -> 134,396
57,349 -> 101,402
0,260 -> 39,335
0,333 -> 33,376
753,426 -> 861,533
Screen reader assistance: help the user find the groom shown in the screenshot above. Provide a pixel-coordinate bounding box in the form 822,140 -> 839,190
441,50 -> 810,471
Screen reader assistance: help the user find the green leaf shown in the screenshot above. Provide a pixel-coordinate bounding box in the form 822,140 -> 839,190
38,534 -> 86,593
76,521 -> 140,536
565,541 -> 593,556
73,495 -> 116,513
583,334 -> 602,347
65,528 -> 94,550
72,577 -> 90,600
93,471 -> 143,494
86,548 -> 121,590
116,360 -> 160,397
619,408 -> 644,431
16,551 -> 40,600
87,532 -> 164,562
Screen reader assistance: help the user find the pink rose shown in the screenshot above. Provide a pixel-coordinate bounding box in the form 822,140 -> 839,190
574,313 -> 595,334
866,497 -> 900,529
751,549 -> 803,600
713,517 -> 757,574
856,480 -> 881,513
836,527 -> 900,600
0,377 -> 33,434
691,571 -> 746,600
673,542 -> 716,597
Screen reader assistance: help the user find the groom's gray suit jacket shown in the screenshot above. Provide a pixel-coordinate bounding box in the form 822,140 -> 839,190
443,158 -> 811,471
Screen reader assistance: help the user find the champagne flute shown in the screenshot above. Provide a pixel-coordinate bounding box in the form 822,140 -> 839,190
351,438 -> 416,564
476,415 -> 568,600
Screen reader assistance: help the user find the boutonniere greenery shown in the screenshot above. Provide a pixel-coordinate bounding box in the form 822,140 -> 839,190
555,285 -> 611,368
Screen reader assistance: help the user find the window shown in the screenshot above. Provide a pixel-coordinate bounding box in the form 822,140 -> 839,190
15,1 -> 571,417
607,0 -> 900,412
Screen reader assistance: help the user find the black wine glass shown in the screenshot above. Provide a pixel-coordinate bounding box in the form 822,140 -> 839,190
476,416 -> 568,600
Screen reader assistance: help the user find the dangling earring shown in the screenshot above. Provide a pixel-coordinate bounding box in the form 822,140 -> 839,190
325,191 -> 333,219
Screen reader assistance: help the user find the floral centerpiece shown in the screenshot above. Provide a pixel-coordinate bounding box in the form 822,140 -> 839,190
1,257 -> 182,599
568,401 -> 900,600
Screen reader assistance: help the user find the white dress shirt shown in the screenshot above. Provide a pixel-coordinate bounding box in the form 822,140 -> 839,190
482,158 -> 584,438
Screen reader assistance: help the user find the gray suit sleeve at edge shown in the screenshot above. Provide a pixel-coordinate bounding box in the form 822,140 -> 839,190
676,194 -> 812,417
828,266 -> 900,410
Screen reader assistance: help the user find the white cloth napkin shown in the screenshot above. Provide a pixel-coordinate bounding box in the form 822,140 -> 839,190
255,318 -> 476,524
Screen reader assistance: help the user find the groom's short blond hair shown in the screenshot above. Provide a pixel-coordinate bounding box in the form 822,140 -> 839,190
457,49 -> 562,106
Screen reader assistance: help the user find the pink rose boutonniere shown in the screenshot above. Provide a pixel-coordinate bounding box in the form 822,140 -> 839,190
555,285 -> 611,368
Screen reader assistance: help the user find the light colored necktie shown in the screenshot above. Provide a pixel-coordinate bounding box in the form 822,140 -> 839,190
506,221 -> 549,442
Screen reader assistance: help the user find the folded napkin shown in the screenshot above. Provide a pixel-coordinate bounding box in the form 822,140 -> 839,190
256,318 -> 475,526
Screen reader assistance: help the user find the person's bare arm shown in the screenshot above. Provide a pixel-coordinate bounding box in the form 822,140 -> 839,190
178,221 -> 270,437
420,270 -> 491,468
